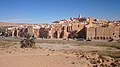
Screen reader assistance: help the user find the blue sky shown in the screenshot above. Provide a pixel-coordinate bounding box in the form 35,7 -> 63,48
0,0 -> 120,23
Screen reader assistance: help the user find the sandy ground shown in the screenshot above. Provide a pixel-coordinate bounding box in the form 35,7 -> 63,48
0,43 -> 120,67
0,48 -> 88,67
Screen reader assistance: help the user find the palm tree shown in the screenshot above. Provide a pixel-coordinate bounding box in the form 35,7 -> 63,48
20,33 -> 36,48
68,30 -> 78,40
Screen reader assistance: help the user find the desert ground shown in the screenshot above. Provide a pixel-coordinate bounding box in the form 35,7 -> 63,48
0,38 -> 120,67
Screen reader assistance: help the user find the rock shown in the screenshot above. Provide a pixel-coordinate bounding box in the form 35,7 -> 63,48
93,64 -> 98,67
39,47 -> 43,49
102,59 -> 105,63
110,62 -> 117,67
81,54 -> 85,58
97,60 -> 101,63
21,51 -> 24,53
90,60 -> 97,64
65,56 -> 69,58
9,51 -> 12,53
106,59 -> 110,62
1,48 -> 4,50
71,61 -> 75,64
115,58 -> 120,63
100,63 -> 105,67
6,51 -> 8,53
63,51 -> 69,54
75,53 -> 79,56
47,54 -> 49,56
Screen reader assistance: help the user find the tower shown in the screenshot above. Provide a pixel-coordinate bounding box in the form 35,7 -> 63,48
78,14 -> 82,18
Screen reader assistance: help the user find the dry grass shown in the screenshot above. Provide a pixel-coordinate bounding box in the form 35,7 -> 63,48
97,43 -> 120,49
0,40 -> 14,47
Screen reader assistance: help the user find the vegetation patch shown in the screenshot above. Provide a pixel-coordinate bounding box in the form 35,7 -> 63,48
0,40 -> 13,47
110,56 -> 120,59
20,33 -> 36,48
97,43 -> 120,50
99,51 -> 120,59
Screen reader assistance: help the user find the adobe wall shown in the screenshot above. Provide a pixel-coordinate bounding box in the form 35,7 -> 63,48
33,29 -> 39,37
86,27 -> 96,40
96,27 -> 113,40
27,26 -> 34,35
86,26 -> 120,40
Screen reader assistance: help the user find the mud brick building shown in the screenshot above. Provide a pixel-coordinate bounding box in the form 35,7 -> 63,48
3,16 -> 120,41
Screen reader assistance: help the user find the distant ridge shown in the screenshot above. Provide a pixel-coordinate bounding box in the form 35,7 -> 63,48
0,22 -> 29,27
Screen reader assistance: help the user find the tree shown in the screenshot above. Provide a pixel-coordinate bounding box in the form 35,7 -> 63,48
72,30 -> 78,39
68,30 -> 78,40
20,33 -> 36,48
0,27 -> 6,33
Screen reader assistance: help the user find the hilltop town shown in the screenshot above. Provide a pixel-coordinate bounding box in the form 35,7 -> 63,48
0,16 -> 120,42
0,16 -> 120,67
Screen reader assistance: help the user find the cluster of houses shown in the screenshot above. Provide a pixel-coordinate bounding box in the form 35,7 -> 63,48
0,16 -> 120,41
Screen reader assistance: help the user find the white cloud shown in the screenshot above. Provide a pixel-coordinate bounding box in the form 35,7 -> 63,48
0,18 -> 34,21
0,18 -> 36,23
0,18 -> 53,23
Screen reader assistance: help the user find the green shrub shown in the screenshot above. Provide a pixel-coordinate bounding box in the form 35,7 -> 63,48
110,56 -> 120,58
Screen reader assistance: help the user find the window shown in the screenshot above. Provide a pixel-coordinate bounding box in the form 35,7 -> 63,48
109,37 -> 111,39
106,37 -> 108,39
97,37 -> 99,39
91,37 -> 92,39
103,37 -> 105,39
113,33 -> 115,35
94,37 -> 96,39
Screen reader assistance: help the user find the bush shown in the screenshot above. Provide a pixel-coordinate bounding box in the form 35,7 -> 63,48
20,33 -> 36,48
68,30 -> 78,39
